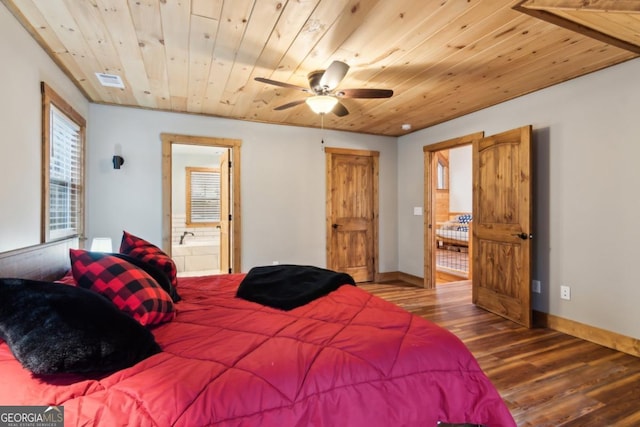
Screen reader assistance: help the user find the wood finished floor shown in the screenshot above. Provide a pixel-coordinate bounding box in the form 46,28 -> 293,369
360,280 -> 640,427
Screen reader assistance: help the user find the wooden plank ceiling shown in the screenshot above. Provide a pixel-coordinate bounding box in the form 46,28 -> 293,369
2,0 -> 638,136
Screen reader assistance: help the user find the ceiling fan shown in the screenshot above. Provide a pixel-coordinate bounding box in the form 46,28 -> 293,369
255,61 -> 393,116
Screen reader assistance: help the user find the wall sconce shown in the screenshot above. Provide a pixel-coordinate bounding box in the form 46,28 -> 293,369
112,155 -> 125,169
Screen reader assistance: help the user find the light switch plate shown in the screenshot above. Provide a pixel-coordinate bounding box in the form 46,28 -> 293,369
532,280 -> 541,294
413,207 -> 422,216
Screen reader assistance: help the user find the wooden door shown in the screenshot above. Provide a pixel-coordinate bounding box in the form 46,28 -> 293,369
219,149 -> 230,273
472,125 -> 532,327
326,148 -> 378,282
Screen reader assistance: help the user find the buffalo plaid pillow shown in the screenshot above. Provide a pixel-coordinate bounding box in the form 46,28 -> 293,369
119,231 -> 178,290
70,249 -> 175,326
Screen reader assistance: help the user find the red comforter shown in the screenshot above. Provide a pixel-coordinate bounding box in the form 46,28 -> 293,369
0,273 -> 515,426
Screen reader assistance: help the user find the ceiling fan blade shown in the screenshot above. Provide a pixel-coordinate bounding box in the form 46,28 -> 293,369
255,77 -> 310,92
337,88 -> 393,98
319,61 -> 350,90
273,99 -> 307,111
332,102 -> 349,117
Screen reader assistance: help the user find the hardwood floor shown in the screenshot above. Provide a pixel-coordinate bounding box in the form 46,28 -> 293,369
361,280 -> 640,427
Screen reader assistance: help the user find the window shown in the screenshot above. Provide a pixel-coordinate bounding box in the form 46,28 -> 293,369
41,83 -> 86,242
186,167 -> 220,226
435,152 -> 449,190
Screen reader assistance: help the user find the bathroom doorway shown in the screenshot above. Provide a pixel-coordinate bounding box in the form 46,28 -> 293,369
160,133 -> 242,275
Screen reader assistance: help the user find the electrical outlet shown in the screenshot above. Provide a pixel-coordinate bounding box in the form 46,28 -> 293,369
532,280 -> 541,294
272,261 -> 279,265
560,285 -> 571,300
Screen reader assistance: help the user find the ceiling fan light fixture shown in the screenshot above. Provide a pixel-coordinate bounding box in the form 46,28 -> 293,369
306,95 -> 338,114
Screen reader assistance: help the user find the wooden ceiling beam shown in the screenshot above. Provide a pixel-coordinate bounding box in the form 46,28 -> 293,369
514,1 -> 640,54
518,0 -> 640,14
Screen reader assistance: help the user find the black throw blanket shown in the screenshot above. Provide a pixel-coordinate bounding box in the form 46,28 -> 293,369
236,264 -> 356,310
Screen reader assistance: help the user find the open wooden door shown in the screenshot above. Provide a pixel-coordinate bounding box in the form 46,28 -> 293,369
219,149 -> 230,273
472,125 -> 532,327
326,148 -> 378,283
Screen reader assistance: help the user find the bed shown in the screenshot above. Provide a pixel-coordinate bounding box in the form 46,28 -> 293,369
436,213 -> 472,249
0,237 -> 515,427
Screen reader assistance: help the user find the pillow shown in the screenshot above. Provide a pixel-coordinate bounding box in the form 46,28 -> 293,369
119,231 -> 179,290
0,278 -> 161,375
70,249 -> 175,326
109,252 -> 181,302
457,214 -> 472,224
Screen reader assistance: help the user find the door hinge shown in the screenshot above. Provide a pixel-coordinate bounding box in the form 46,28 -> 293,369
229,214 -> 232,221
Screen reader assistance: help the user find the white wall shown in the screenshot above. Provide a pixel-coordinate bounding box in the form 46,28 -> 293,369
0,3 -> 89,253
87,105 -> 398,272
448,145 -> 472,212
399,58 -> 640,340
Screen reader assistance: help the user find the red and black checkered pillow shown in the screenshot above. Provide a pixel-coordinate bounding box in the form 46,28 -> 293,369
70,249 -> 175,326
120,231 -> 178,290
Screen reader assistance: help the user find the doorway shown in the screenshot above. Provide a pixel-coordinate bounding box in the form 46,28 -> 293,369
434,146 -> 473,284
424,132 -> 483,289
160,133 -> 242,274
424,127 -> 533,328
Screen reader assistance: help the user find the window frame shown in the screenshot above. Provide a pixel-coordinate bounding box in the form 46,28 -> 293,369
185,166 -> 221,227
41,82 -> 86,243
435,151 -> 449,191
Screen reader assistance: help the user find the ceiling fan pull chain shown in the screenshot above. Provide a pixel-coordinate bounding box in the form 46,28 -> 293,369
321,113 -> 325,151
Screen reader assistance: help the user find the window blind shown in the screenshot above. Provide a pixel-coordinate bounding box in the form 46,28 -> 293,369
49,104 -> 82,239
189,170 -> 220,223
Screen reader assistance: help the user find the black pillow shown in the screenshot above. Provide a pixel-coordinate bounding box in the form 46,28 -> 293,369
0,278 -> 161,375
109,252 -> 181,302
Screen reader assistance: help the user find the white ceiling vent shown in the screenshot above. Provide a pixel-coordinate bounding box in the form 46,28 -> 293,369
95,72 -> 125,88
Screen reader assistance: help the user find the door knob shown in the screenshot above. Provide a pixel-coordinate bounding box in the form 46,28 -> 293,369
332,224 -> 339,229
513,232 -> 531,240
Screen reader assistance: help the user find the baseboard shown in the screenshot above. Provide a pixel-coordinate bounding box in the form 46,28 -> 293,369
534,311 -> 640,358
374,271 -> 400,283
375,271 -> 423,287
372,276 -> 639,357
371,275 -> 640,358
398,271 -> 423,287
